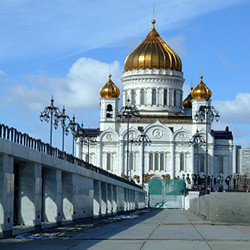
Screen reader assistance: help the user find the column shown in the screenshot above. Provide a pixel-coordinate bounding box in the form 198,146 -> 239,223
159,88 -> 164,106
119,141 -> 124,176
170,142 -> 175,179
147,89 -> 152,106
107,184 -> 112,216
18,163 -> 42,227
62,172 -> 73,220
101,183 -> 107,217
42,168 -> 62,223
93,180 -> 101,218
156,88 -> 160,106
112,186 -> 117,214
0,154 -> 14,237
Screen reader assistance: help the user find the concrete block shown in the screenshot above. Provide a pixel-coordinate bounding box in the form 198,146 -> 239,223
210,193 -> 250,224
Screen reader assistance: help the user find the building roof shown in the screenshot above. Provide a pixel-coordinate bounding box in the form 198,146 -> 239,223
211,126 -> 233,140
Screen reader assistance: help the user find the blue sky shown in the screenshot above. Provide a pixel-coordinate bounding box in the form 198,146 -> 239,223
0,0 -> 250,152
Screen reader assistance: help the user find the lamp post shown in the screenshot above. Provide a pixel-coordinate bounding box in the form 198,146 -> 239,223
194,105 -> 220,191
217,175 -> 221,191
55,106 -> 70,152
210,174 -> 213,191
68,114 -> 80,156
226,176 -> 230,192
131,132 -> 151,187
118,99 -> 140,180
190,129 -> 205,190
40,96 -> 62,146
243,174 -> 247,192
82,136 -> 97,163
236,174 -> 239,191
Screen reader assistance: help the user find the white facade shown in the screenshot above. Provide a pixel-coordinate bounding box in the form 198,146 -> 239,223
76,23 -> 234,190
76,70 -> 233,189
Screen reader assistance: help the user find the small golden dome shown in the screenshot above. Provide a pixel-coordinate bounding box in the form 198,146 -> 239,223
100,74 -> 120,98
124,19 -> 182,72
191,75 -> 212,100
183,88 -> 193,109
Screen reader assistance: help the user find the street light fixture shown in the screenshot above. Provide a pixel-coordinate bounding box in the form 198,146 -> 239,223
55,106 -> 70,152
190,129 -> 205,190
68,114 -> 81,156
40,96 -> 62,146
194,104 -> 220,191
243,174 -> 247,192
217,175 -> 221,191
81,136 -> 97,163
118,99 -> 140,180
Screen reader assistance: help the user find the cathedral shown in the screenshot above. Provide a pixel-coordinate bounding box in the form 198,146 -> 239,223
76,19 -> 233,190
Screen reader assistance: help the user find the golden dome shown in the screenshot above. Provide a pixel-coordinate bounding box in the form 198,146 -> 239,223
191,75 -> 212,100
124,19 -> 182,72
183,88 -> 193,109
100,74 -> 120,98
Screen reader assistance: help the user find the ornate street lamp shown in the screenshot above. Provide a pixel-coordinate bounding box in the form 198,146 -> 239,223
190,129 -> 205,190
217,175 -> 221,191
68,115 -> 81,156
243,174 -> 247,192
55,106 -> 70,152
118,99 -> 140,180
194,105 -> 220,191
131,132 -> 151,187
40,96 -> 62,146
81,136 -> 97,163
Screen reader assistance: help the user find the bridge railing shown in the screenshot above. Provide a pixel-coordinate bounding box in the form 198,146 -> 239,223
0,123 -> 141,188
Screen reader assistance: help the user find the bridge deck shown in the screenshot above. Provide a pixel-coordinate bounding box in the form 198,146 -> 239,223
1,209 -> 250,249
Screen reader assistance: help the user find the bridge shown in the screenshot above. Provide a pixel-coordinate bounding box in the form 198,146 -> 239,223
0,124 -> 146,239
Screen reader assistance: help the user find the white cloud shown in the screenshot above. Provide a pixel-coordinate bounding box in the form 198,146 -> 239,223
4,57 -> 123,112
214,93 -> 250,124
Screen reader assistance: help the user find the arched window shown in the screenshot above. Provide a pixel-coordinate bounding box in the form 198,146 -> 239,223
152,89 -> 156,105
130,152 -> 134,171
173,90 -> 177,106
107,153 -> 111,171
155,153 -> 159,171
85,154 -> 89,162
218,156 -> 223,173
106,104 -> 113,118
200,155 -> 205,172
164,89 -> 168,106
131,90 -> 136,105
140,89 -> 145,105
149,153 -> 153,171
160,153 -> 164,171
180,153 -> 185,171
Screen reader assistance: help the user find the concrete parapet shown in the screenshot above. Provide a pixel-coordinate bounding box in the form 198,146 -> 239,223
209,193 -> 250,224
189,193 -> 250,224
0,135 -> 146,238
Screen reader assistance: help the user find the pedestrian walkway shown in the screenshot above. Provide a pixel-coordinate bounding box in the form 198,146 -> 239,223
1,209 -> 250,249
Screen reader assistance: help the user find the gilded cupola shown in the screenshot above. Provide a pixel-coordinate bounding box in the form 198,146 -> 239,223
124,19 -> 182,72
191,75 -> 212,100
100,74 -> 120,98
183,88 -> 193,109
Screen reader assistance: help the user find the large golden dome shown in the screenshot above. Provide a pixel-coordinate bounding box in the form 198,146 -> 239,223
191,75 -> 212,100
124,19 -> 182,72
100,74 -> 120,98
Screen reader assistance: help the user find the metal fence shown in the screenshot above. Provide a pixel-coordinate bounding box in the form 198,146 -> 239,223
148,178 -> 186,208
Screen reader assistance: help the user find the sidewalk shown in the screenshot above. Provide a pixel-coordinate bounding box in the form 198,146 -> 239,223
1,209 -> 250,250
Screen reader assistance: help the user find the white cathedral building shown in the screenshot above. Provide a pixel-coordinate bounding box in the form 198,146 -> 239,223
76,19 -> 233,189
